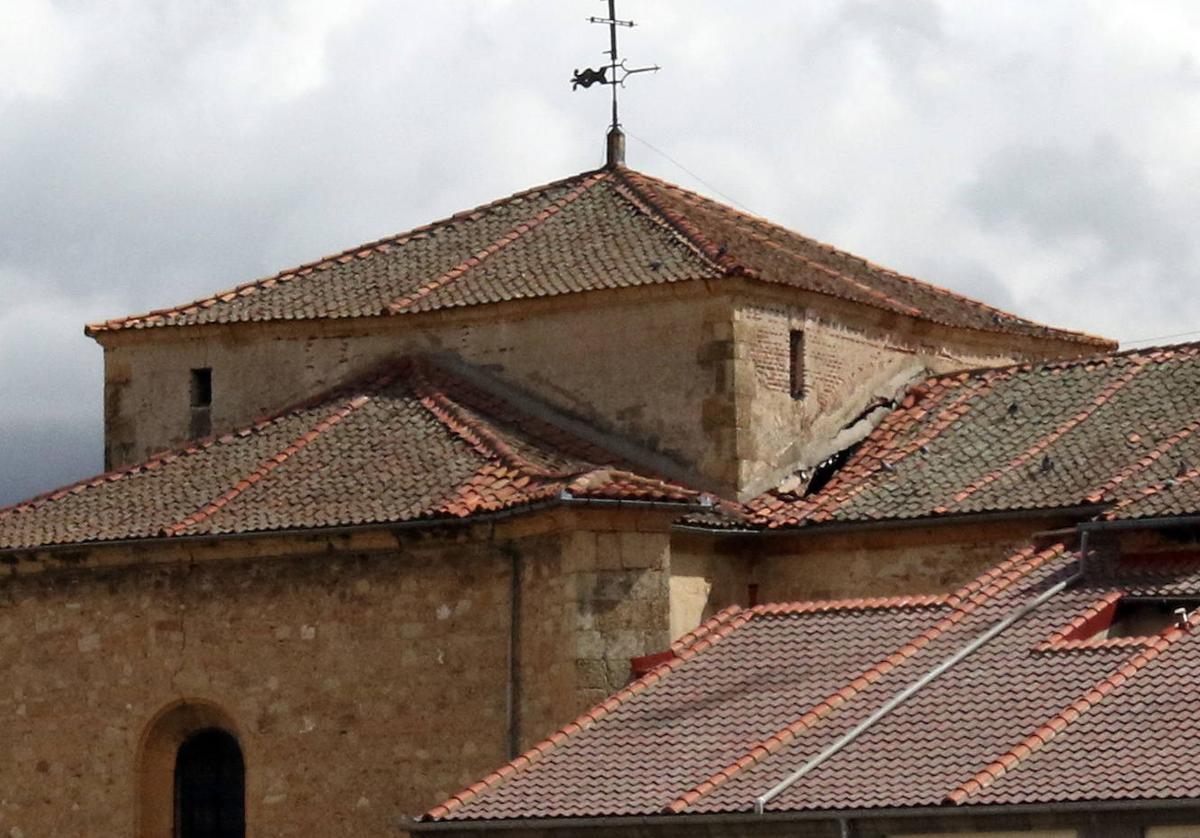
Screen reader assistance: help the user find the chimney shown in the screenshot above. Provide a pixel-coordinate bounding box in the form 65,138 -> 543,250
606,127 -> 626,168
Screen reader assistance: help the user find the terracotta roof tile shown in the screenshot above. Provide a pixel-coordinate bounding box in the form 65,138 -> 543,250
748,342 -> 1200,529
85,167 -> 1107,348
424,545 -> 1200,821
0,358 -> 700,551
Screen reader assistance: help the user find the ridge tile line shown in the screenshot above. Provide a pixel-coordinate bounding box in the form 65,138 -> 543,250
620,171 -> 925,319
945,609 -> 1200,804
750,594 -> 949,615
1106,465 -> 1200,518
423,607 -> 754,822
408,367 -> 585,482
0,365 -> 413,526
610,170 -> 747,275
670,605 -> 744,653
159,381 -> 387,537
937,359 -> 1151,513
807,373 -> 1006,522
1087,416 -> 1200,503
386,172 -> 608,315
662,543 -> 1065,814
622,169 -> 1114,348
772,370 -> 1010,526
87,169 -> 604,334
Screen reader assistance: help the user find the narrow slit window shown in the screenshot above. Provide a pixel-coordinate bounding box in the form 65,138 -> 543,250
191,368 -> 213,408
190,368 -> 213,439
789,330 -> 805,399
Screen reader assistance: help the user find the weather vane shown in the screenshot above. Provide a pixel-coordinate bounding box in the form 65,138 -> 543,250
572,0 -> 660,165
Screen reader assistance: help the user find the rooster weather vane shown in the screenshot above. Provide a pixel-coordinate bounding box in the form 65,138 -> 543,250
571,0 -> 660,132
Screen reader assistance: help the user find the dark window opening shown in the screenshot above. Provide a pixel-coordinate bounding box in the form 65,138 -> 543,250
789,330 -> 805,399
1106,597 -> 1200,639
190,368 -> 213,408
175,728 -> 245,838
190,368 -> 213,439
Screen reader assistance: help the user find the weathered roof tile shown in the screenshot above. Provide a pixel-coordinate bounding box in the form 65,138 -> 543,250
85,167 -> 1108,348
0,358 -> 699,551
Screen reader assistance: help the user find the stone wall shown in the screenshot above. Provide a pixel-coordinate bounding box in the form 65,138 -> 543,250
732,299 -> 1027,498
96,282 -> 1103,501
98,286 -> 736,492
667,521 -> 1064,637
0,509 -> 674,838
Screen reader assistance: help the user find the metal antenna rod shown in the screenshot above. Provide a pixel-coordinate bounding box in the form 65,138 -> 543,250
608,0 -> 620,130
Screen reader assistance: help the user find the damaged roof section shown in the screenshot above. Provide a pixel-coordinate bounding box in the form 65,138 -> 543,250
749,342 -> 1200,529
85,167 -> 1107,349
0,358 -> 701,552
423,543 -> 1200,821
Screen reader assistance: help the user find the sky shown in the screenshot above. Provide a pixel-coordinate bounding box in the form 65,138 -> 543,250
1,0 -> 1199,505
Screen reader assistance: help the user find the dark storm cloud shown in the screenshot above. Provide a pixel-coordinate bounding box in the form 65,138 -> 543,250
1,1 -> 1198,504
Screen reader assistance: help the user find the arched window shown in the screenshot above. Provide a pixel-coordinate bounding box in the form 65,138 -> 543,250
174,728 -> 245,838
138,701 -> 247,838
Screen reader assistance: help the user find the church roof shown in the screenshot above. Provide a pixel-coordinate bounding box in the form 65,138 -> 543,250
85,167 -> 1109,348
423,542 -> 1200,821
749,341 -> 1200,529
0,358 -> 698,552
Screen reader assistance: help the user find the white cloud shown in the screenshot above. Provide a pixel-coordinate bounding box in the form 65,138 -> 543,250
1,0 -> 1200,502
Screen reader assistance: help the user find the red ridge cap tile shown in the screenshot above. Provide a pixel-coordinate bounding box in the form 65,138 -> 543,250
768,371 -> 1014,527
619,172 -> 927,320
85,169 -> 606,335
939,359 -> 1150,512
671,605 -> 744,654
1087,416 -> 1200,503
1106,465 -> 1200,519
422,607 -> 755,822
945,609 -> 1200,805
749,594 -> 949,615
611,169 -> 747,275
160,383 -> 385,537
387,172 -> 608,314
661,543 -> 1066,814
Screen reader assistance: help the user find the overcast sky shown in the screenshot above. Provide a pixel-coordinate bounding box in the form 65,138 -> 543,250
1,0 -> 1198,505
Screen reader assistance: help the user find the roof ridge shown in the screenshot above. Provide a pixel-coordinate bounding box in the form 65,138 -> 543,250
423,606 -> 756,822
1105,464 -> 1200,518
0,364 -> 406,525
408,363 -> 589,482
386,171 -> 609,314
1087,416 -> 1200,504
945,607 -> 1200,804
158,376 -> 388,537
621,169 -> 1113,347
934,357 -> 1152,513
609,168 -> 747,275
926,337 -> 1200,386
750,594 -> 949,615
85,168 -> 605,335
662,542 -> 1066,814
670,605 -> 744,653
765,370 -> 1012,526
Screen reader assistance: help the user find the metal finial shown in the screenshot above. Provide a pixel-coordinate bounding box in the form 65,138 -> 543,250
571,0 -> 660,165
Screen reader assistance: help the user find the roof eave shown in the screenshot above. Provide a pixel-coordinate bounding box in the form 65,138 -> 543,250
409,797 -> 1200,833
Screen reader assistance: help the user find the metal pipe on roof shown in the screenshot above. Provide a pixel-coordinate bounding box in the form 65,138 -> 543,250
752,532 -> 1090,815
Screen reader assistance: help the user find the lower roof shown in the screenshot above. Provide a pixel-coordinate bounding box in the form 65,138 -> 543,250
747,341 -> 1200,530
424,542 -> 1200,822
0,357 -> 699,552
